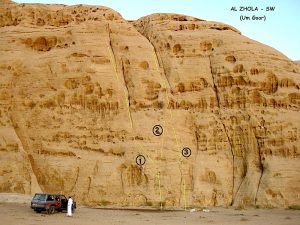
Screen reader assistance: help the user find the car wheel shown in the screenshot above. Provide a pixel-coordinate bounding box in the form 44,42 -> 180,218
47,206 -> 55,214
35,210 -> 41,213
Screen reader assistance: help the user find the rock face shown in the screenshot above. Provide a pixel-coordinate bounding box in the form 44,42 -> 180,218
0,1 -> 299,208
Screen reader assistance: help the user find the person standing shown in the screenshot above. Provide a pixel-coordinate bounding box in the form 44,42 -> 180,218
67,196 -> 73,217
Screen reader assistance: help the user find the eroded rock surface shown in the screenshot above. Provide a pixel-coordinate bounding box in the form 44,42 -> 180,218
0,1 -> 299,208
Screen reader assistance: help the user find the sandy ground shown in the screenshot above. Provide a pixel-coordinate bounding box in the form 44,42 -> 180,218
0,194 -> 299,225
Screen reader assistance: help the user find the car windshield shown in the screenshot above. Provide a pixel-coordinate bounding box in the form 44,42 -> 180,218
33,194 -> 46,201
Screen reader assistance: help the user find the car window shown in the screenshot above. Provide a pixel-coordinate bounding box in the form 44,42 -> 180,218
47,195 -> 55,201
33,194 -> 46,201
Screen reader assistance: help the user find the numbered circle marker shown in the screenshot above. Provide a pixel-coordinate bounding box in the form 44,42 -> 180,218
153,125 -> 163,136
136,155 -> 146,166
182,147 -> 191,157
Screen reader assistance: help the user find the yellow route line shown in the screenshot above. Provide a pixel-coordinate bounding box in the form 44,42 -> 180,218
157,172 -> 163,210
158,128 -> 165,159
152,49 -> 188,209
151,51 -> 183,158
135,140 -> 156,164
107,34 -> 172,209
183,179 -> 187,210
152,51 -> 166,209
152,50 -> 182,156
108,42 -> 188,209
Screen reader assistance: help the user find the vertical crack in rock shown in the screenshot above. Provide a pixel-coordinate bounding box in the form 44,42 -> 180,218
208,55 -> 235,205
107,23 -> 133,129
9,97 -> 42,193
234,168 -> 247,202
195,130 -> 200,154
230,120 -> 264,206
84,176 -> 92,201
133,30 -> 183,175
47,64 -> 53,75
133,28 -> 172,94
27,153 -> 40,189
132,30 -> 190,206
254,136 -> 264,205
179,167 -> 184,205
120,169 -> 125,194
208,55 -> 220,108
154,46 -> 172,91
10,72 -> 37,192
221,122 -> 235,205
120,58 -> 134,126
121,58 -> 131,105
190,166 -> 195,193
192,130 -> 200,192
145,38 -> 187,204
69,166 -> 80,193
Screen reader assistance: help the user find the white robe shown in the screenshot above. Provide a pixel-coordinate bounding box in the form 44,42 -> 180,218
67,198 -> 73,216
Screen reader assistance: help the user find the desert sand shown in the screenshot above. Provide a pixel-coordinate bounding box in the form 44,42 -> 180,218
0,0 -> 300,209
1,202 -> 300,225
0,193 -> 299,225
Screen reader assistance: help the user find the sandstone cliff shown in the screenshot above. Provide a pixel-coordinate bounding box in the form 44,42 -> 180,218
0,1 -> 299,208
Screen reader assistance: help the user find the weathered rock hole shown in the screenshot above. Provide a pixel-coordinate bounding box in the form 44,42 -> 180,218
91,56 -> 110,64
225,55 -> 236,63
124,59 -> 130,65
200,41 -> 212,51
173,44 -> 182,54
36,18 -> 45,26
139,61 -> 149,70
64,79 -> 79,89
187,24 -> 196,30
264,72 -> 278,94
250,67 -> 259,75
165,43 -> 170,50
279,78 -> 295,88
233,64 -> 244,73
27,36 -> 58,51
177,82 -> 185,92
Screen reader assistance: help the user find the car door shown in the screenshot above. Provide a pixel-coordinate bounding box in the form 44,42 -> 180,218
60,195 -> 68,209
54,195 -> 61,208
